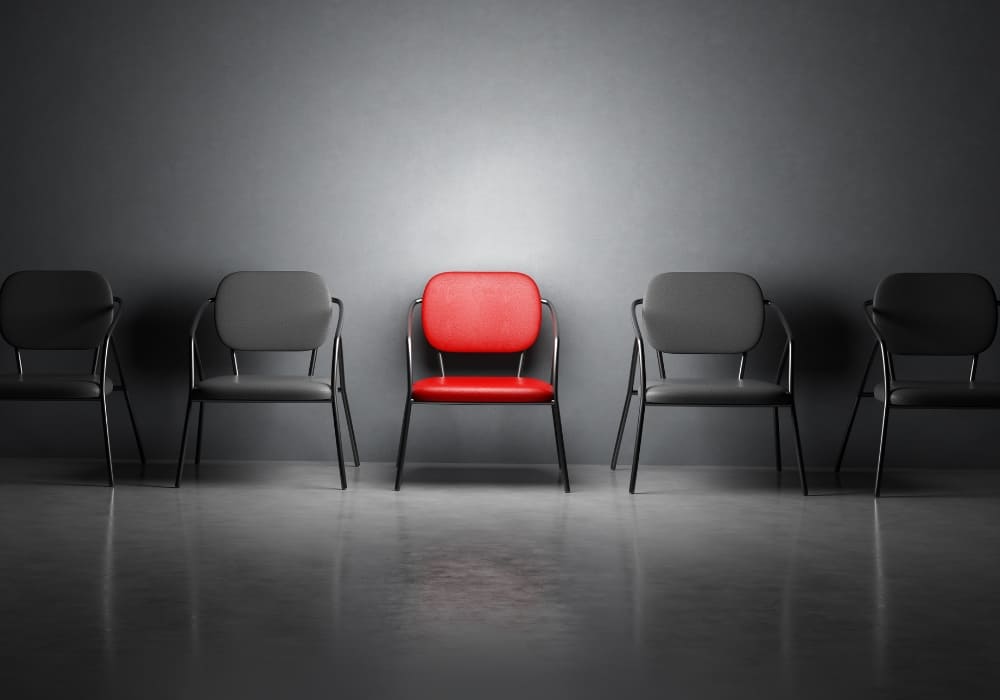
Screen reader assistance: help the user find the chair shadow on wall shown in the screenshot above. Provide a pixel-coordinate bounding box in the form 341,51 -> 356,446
776,287 -> 865,496
103,291 -> 203,487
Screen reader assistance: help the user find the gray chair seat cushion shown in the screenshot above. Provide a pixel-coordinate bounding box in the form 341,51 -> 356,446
875,380 -> 1000,408
0,374 -> 110,399
192,375 -> 333,402
645,378 -> 791,406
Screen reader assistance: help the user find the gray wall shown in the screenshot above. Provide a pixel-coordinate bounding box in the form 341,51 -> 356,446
6,0 -> 1000,469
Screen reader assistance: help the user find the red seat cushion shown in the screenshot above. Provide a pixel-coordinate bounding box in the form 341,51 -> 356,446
412,376 -> 554,403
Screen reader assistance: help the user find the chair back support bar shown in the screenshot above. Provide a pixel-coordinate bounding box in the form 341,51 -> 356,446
643,272 -> 764,354
872,273 -> 997,356
421,271 -> 542,353
214,271 -> 333,351
0,270 -> 114,350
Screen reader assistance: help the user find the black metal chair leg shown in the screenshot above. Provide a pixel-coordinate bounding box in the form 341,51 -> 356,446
100,397 -> 114,487
338,389 -> 360,467
835,393 -> 864,473
552,403 -> 570,493
194,402 -> 205,465
611,343 -> 639,470
338,351 -> 360,467
773,406 -> 782,472
175,399 -> 194,488
629,401 -> 646,494
874,402 -> 890,498
394,400 -> 413,491
789,402 -> 808,496
330,399 -> 347,490
610,391 -> 634,471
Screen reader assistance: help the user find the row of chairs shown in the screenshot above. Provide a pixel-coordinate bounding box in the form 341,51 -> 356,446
1,269 -> 997,498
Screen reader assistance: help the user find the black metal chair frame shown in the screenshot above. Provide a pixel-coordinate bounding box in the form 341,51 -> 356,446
174,296 -> 360,488
834,297 -> 1000,497
393,296 -> 570,492
2,296 -> 146,487
610,297 -> 807,495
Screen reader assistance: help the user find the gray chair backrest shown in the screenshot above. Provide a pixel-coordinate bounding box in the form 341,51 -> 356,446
214,271 -> 333,351
0,270 -> 114,350
872,273 -> 997,355
643,272 -> 765,354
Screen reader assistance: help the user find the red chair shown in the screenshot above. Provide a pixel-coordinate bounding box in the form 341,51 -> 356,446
394,271 -> 569,491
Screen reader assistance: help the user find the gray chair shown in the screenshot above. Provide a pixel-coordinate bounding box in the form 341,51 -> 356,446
174,271 -> 359,488
0,270 -> 145,486
835,273 -> 1000,497
610,272 -> 807,495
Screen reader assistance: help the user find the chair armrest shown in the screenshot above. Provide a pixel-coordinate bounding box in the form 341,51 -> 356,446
97,298 -> 125,390
404,298 -> 422,392
629,299 -> 647,393
764,300 -> 794,392
861,300 -> 885,345
331,297 -> 345,340
764,299 -> 793,342
863,299 -> 895,382
541,299 -> 560,392
188,299 -> 214,390
330,297 -> 345,381
107,297 -> 124,337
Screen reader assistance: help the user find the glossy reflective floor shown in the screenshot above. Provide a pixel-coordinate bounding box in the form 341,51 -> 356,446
2,460 -> 1000,699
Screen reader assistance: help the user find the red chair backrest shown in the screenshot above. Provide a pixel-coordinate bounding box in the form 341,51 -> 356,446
421,272 -> 542,353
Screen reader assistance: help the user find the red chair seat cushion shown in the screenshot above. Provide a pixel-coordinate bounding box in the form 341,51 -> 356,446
412,376 -> 554,403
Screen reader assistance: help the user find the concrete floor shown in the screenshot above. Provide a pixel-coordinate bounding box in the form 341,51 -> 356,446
2,460 -> 1000,699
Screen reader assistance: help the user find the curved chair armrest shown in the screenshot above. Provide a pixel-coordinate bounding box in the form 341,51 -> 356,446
331,297 -> 345,341
629,299 -> 648,393
97,297 -> 125,390
764,300 -> 794,392
764,300 -> 793,343
862,299 -> 895,382
541,299 -> 560,392
862,300 -> 886,345
106,297 -> 125,337
404,298 -> 422,391
187,298 -> 214,390
329,297 -> 345,380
